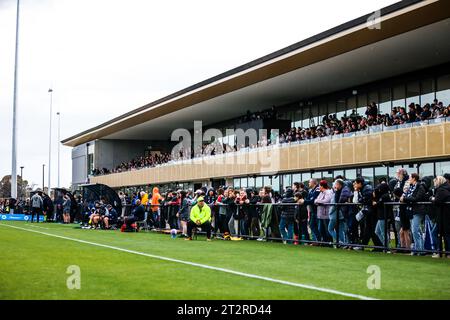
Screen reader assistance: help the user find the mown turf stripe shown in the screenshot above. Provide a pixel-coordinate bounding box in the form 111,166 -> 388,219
0,223 -> 378,300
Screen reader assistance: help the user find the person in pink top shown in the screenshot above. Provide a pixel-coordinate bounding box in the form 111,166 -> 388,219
314,180 -> 333,244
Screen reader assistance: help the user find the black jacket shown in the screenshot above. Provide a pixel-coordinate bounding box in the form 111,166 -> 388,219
403,182 -> 427,215
248,195 -> 260,219
280,197 -> 296,221
335,185 -> 352,219
433,182 -> 450,234
359,182 -> 374,206
222,196 -> 237,219
374,183 -> 392,220
296,190 -> 308,221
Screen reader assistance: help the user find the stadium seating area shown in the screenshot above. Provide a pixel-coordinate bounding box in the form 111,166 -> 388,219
92,100 -> 450,176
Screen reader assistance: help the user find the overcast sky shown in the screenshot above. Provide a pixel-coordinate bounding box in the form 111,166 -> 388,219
0,0 -> 397,191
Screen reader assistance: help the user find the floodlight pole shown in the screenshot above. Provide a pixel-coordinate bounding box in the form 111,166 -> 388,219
48,88 -> 53,194
57,111 -> 60,188
20,166 -> 24,199
11,0 -> 21,200
42,164 -> 45,192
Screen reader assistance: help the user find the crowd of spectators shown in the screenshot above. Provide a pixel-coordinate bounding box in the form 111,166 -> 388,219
87,171 -> 450,256
92,100 -> 450,176
93,152 -> 172,175
6,172 -> 448,257
278,100 -> 450,144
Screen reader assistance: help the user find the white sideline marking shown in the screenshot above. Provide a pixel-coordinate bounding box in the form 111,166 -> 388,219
26,224 -> 50,230
0,223 -> 378,300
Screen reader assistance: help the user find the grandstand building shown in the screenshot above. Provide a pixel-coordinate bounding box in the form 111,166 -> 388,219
63,0 -> 450,193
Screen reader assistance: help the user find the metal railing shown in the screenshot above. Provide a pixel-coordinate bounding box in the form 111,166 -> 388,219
111,201 -> 450,257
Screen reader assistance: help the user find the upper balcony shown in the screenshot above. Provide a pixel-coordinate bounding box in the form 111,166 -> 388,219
91,118 -> 450,188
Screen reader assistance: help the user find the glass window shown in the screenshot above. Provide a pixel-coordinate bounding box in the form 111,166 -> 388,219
379,87 -> 392,115
322,171 -> 333,186
292,173 -> 301,184
388,165 -> 404,179
263,176 -> 272,188
302,106 -> 310,128
421,78 -> 435,106
368,90 -> 379,105
294,108 -> 302,128
282,174 -> 292,190
436,161 -> 450,176
88,154 -> 94,175
334,170 -> 344,179
318,101 -> 328,126
406,81 -> 420,106
357,93 -> 368,116
336,99 -> 346,120
345,169 -> 357,181
419,162 -> 434,179
347,95 -> 357,116
436,74 -> 450,105
327,99 -> 336,116
255,177 -> 263,188
241,177 -> 248,188
248,177 -> 255,188
234,178 -> 240,189
361,168 -> 374,185
312,171 -> 322,180
393,84 -> 406,108
302,172 -> 311,186
272,176 -> 280,192
406,164 -> 418,175
374,166 -> 388,185
310,103 -> 319,127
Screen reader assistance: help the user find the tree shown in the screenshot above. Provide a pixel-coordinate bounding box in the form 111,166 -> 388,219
0,175 -> 28,199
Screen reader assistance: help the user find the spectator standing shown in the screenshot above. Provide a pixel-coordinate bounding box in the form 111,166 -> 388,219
62,195 -> 72,224
314,180 -> 333,244
176,190 -> 190,237
401,173 -> 428,255
328,179 -> 351,245
299,179 -> 321,243
205,189 -> 217,234
431,175 -> 450,257
279,188 -> 296,244
374,180 -> 392,247
294,191 -> 309,243
119,192 -> 127,218
393,169 -> 411,251
353,177 -> 383,251
30,191 -> 43,223
150,187 -> 163,227
215,188 -> 229,236
248,189 -> 261,238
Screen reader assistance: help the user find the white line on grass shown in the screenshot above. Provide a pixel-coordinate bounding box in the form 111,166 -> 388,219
0,223 -> 378,300
26,224 -> 50,230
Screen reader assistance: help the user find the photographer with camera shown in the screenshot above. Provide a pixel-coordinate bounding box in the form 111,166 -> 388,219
352,177 -> 382,251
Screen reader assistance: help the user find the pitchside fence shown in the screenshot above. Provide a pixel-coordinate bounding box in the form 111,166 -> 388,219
118,201 -> 450,257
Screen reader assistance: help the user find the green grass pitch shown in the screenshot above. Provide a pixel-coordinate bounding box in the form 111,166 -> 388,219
0,221 -> 449,300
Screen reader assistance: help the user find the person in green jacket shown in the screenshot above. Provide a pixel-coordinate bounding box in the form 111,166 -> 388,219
185,196 -> 212,241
